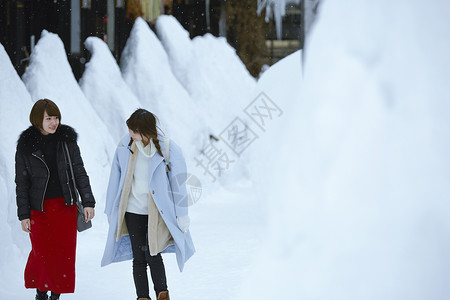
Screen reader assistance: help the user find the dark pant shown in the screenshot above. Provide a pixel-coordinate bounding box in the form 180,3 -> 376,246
125,212 -> 168,299
36,289 -> 60,299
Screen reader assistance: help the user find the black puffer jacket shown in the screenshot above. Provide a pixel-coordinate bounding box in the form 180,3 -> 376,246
15,125 -> 95,221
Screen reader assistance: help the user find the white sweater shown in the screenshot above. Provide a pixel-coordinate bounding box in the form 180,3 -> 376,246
126,140 -> 157,215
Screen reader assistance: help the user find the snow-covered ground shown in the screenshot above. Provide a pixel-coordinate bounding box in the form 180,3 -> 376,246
1,0 -> 450,299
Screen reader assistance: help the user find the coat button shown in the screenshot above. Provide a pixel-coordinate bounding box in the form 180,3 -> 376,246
152,190 -> 155,194
160,210 -> 163,214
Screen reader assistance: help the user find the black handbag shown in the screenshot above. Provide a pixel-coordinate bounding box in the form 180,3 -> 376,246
64,142 -> 92,232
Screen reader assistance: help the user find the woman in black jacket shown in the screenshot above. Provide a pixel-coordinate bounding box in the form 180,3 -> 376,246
15,99 -> 95,300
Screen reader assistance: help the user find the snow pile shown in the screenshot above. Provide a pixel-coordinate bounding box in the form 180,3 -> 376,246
121,17 -> 207,154
0,44 -> 33,216
245,50 -> 301,197
0,44 -> 34,295
0,45 -> 33,165
21,30 -> 116,216
156,15 -> 256,133
241,0 -> 450,299
80,37 -> 141,141
154,15 -> 192,91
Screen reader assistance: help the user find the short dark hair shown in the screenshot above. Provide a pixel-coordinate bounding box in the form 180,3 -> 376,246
29,99 -> 61,130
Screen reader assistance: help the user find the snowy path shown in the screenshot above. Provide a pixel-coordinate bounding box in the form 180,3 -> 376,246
12,183 -> 264,300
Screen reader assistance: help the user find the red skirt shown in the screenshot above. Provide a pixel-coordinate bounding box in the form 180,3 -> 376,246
25,197 -> 77,294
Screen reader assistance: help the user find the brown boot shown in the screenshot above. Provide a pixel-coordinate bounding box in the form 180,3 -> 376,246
157,291 -> 170,300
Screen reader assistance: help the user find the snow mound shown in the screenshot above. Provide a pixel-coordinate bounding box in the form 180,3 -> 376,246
80,36 -> 141,141
121,17 -> 207,155
156,15 -> 256,132
241,0 -> 450,299
154,15 -> 193,86
245,50 -> 301,199
0,43 -> 36,297
0,43 -> 33,179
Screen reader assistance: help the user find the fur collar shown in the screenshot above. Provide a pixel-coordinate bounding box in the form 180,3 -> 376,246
17,124 -> 78,155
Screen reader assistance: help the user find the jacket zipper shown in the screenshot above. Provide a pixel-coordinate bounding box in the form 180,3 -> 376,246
32,153 -> 50,212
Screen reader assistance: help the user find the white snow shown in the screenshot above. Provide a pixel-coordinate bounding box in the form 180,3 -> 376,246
80,36 -> 142,141
0,18 -> 260,299
240,0 -> 450,299
155,15 -> 258,187
1,0 -> 449,298
120,17 -> 207,155
156,15 -> 256,133
0,43 -> 35,296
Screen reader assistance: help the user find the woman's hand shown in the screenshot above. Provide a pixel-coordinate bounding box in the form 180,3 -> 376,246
84,207 -> 95,222
21,219 -> 31,233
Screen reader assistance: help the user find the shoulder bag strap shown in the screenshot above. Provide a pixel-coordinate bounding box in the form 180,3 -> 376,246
64,142 -> 80,204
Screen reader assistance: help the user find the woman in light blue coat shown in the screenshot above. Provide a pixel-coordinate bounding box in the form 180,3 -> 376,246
101,109 -> 195,300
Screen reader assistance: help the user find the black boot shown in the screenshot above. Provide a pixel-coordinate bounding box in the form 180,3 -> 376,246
49,292 -> 60,300
35,289 -> 48,300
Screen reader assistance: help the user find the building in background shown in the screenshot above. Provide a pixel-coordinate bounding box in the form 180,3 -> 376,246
0,0 -> 137,78
0,0 -> 308,79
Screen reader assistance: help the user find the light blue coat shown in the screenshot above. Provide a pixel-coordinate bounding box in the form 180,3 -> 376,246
101,134 -> 195,271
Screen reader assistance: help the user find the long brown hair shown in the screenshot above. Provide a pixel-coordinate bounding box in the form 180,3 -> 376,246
126,109 -> 166,162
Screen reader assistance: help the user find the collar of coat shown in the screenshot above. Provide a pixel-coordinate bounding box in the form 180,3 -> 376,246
17,124 -> 78,155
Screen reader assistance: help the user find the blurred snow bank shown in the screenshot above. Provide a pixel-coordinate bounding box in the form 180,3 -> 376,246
240,0 -> 450,299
